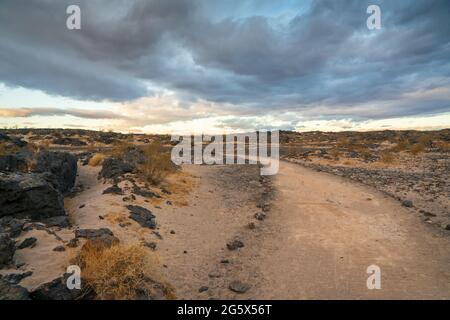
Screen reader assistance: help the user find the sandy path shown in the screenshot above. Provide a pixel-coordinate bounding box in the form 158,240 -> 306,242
157,164 -> 264,299
245,161 -> 450,299
58,160 -> 450,299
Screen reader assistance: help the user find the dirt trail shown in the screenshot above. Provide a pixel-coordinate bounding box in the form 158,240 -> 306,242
57,160 -> 450,299
247,161 -> 450,299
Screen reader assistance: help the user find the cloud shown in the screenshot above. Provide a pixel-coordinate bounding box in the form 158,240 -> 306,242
0,0 -> 449,128
0,107 -> 129,120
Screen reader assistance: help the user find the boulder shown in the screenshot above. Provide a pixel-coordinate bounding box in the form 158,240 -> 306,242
0,153 -> 29,172
121,147 -> 146,167
31,151 -> 77,195
30,273 -> 84,300
0,216 -> 25,238
0,172 -> 65,219
0,234 -> 15,268
98,158 -> 134,180
126,205 -> 156,229
75,228 -> 119,248
0,278 -> 30,300
2,271 -> 33,284
0,133 -> 27,148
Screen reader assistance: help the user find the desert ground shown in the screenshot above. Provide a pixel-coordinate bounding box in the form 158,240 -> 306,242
1,128 -> 449,299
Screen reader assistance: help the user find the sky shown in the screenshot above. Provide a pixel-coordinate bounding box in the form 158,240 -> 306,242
0,0 -> 449,133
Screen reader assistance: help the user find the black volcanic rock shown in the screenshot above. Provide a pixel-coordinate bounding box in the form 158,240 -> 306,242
75,228 -> 119,248
102,185 -> 123,195
126,205 -> 156,229
98,158 -> 134,180
0,172 -> 65,219
31,151 -> 77,195
0,234 -> 15,268
0,278 -> 30,300
0,216 -> 25,238
52,137 -> 86,146
0,153 -> 29,172
30,273 -> 84,300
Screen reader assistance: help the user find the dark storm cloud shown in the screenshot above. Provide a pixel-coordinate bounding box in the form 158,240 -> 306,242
0,0 -> 449,119
0,107 -> 129,120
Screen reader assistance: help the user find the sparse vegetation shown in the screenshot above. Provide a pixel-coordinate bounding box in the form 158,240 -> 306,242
109,140 -> 134,158
329,148 -> 341,159
379,150 -> 395,164
73,241 -> 173,300
410,142 -> 426,155
88,153 -> 105,166
139,141 -> 176,185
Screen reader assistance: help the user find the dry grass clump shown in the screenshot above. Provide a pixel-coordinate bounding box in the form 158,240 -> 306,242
390,141 -> 407,152
139,141 -> 176,185
73,241 -> 173,300
329,148 -> 341,159
37,139 -> 50,150
108,140 -> 134,158
409,142 -> 426,155
435,140 -> 450,152
88,153 -> 105,166
379,150 -> 395,164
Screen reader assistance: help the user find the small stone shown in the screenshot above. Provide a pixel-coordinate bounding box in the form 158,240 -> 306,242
227,239 -> 244,250
183,250 -> 187,254
53,245 -> 65,252
18,237 -> 37,249
208,271 -> 221,278
254,212 -> 266,221
423,211 -> 437,217
170,230 -> 176,234
152,231 -> 163,240
229,280 -> 250,293
198,286 -> 209,293
67,238 -> 79,248
166,200 -> 172,205
402,200 -> 413,208
99,215 -> 104,220
102,185 -> 123,195
445,224 -> 450,231
144,242 -> 157,250
220,259 -> 230,264
79,204 -> 85,209
248,222 -> 256,229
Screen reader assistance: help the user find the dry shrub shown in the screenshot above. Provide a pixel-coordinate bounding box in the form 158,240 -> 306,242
390,141 -> 407,152
74,241 -> 173,300
37,139 -> 50,150
109,140 -> 134,158
329,148 -> 341,159
379,150 -> 394,164
410,142 -> 425,155
88,153 -> 105,166
139,141 -> 175,185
